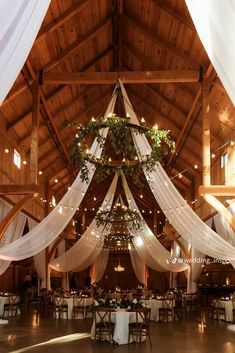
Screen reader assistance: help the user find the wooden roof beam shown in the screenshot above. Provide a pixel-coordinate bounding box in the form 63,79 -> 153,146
15,46 -> 114,136
36,89 -> 112,166
36,0 -> 90,44
43,15 -> 112,73
124,13 -> 196,68
0,184 -> 39,195
124,43 -> 223,145
126,86 -> 201,163
168,64 -> 215,167
43,70 -> 199,85
151,0 -> 195,31
2,16 -> 112,108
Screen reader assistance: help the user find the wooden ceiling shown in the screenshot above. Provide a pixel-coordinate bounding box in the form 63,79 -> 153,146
1,0 -> 234,217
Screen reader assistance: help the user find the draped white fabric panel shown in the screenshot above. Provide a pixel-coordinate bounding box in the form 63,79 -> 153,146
49,173 -> 118,272
0,90 -> 117,261
185,0 -> 235,106
90,250 -> 109,284
0,0 -> 51,104
0,199 -> 26,275
129,249 -> 146,285
119,81 -> 235,261
28,218 -> 47,288
213,204 -> 235,246
122,174 -> 188,272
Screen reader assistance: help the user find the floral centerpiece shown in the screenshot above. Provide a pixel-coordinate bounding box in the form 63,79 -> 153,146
94,297 -> 143,309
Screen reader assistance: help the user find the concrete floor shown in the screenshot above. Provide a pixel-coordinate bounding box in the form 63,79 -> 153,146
1,309 -> 235,353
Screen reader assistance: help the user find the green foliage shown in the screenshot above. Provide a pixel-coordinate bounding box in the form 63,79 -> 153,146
65,114 -> 175,186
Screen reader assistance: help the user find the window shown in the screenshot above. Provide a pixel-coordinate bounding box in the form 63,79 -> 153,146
221,152 -> 228,168
13,149 -> 21,169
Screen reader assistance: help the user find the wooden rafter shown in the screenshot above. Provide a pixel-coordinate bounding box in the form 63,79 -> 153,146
168,64 -> 214,167
37,89 -> 112,168
10,45 -> 114,134
123,43 -> 223,146
23,63 -> 74,176
43,15 -> 112,73
3,16 -> 112,108
36,0 -> 90,44
124,13 -> 196,68
126,86 -> 201,163
0,185 -> 39,195
152,0 -> 195,31
0,195 -> 34,241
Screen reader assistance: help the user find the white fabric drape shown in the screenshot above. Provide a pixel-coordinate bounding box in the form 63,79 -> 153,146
122,174 -> 188,272
0,199 -> 26,275
0,0 -> 51,105
90,250 -> 109,284
119,81 -> 235,261
0,89 -> 117,261
213,204 -> 235,247
129,249 -> 147,285
185,0 -> 235,106
49,173 -> 118,272
28,218 -> 47,289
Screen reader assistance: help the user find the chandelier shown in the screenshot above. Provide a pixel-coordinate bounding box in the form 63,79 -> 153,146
95,204 -> 142,231
64,114 -> 175,187
114,259 -> 125,272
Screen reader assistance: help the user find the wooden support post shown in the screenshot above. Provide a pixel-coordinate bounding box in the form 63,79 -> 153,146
202,77 -> 211,186
29,81 -> 40,185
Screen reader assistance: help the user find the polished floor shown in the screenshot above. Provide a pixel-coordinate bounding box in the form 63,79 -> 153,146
1,308 -> 235,353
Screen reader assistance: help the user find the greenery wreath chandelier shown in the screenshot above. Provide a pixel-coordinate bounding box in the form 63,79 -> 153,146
64,113 -> 175,187
103,231 -> 134,251
95,204 -> 142,231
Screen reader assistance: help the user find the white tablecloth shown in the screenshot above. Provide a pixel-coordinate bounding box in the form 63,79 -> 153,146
55,297 -> 94,319
143,299 -> 175,321
0,295 -> 20,317
214,300 -> 233,322
90,309 -> 138,345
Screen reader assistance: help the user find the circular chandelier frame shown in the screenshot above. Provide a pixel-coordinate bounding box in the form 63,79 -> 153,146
64,114 -> 175,186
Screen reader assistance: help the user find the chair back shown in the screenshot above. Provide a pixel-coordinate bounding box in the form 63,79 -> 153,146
162,299 -> 174,309
94,307 -> 113,328
131,308 -> 151,329
73,297 -> 84,307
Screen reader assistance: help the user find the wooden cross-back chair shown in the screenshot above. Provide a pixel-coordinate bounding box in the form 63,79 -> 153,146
94,307 -> 114,342
159,299 -> 174,322
128,308 -> 152,345
73,297 -> 86,319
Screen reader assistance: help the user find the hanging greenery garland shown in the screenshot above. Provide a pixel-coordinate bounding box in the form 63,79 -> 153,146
63,114 -> 175,186
95,206 -> 142,231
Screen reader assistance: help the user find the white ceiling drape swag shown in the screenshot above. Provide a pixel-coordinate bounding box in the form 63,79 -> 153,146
129,249 -> 147,285
0,199 -> 26,275
28,218 -> 47,289
0,89 -> 117,261
0,0 -> 51,105
90,250 -> 109,284
185,0 -> 235,106
119,81 -> 235,261
121,174 -> 188,272
49,173 -> 119,272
